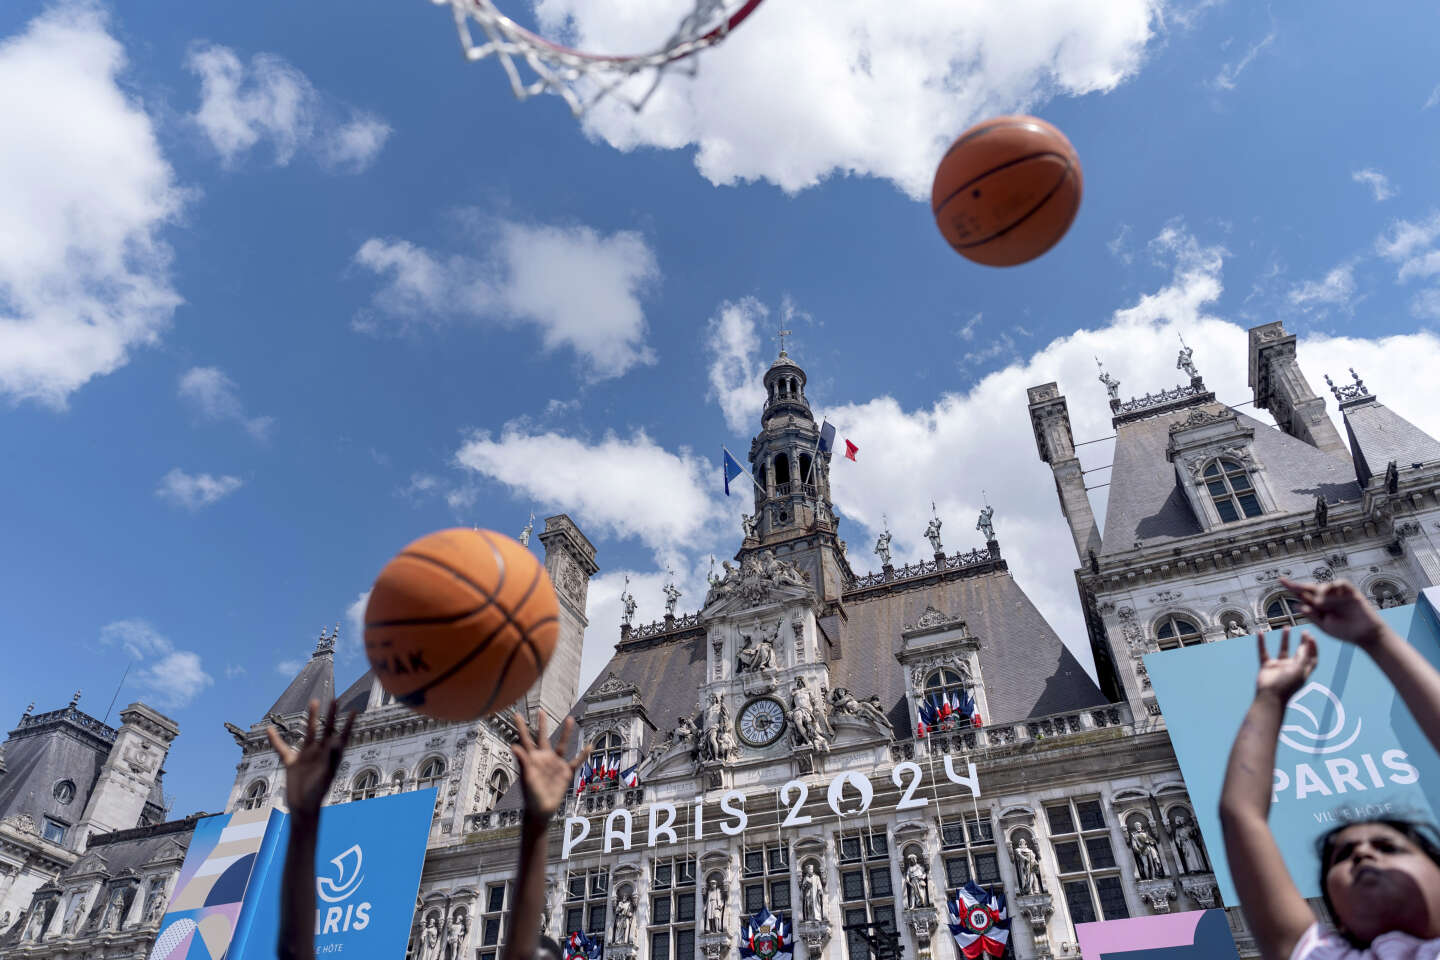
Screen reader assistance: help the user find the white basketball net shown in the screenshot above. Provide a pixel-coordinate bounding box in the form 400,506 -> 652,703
435,0 -> 767,116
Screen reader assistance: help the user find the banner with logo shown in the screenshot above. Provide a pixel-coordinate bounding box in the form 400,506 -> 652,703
1146,598 -> 1440,904
231,787 -> 437,960
1076,909 -> 1239,959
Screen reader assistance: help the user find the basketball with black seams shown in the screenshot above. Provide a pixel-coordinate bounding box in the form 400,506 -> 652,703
364,528 -> 558,721
931,115 -> 1083,267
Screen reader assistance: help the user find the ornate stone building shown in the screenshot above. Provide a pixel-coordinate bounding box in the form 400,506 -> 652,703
1029,319 -> 1440,951
0,694 -> 200,959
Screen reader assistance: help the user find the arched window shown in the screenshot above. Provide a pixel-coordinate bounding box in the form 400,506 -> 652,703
241,780 -> 268,810
798,454 -> 813,487
1264,594 -> 1306,628
924,668 -> 972,726
1203,459 -> 1262,523
1154,615 -> 1203,651
774,454 -> 791,486
417,758 -> 446,792
350,770 -> 380,802
487,769 -> 511,808
592,732 -> 622,756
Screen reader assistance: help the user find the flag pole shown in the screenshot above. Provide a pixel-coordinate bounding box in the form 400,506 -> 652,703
723,446 -> 769,496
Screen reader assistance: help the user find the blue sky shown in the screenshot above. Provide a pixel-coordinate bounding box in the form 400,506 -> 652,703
3,0 -> 1440,819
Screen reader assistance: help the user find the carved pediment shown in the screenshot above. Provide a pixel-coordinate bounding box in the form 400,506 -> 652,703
584,672 -> 639,703
906,606 -> 961,633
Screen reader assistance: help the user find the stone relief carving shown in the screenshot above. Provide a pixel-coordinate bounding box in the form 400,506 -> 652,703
829,687 -> 894,736
704,551 -> 808,606
736,622 -> 780,674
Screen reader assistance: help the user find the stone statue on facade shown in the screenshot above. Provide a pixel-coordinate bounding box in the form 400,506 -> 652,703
101,891 -> 125,931
620,576 -> 637,628
612,891 -> 637,945
741,513 -> 758,541
707,556 -> 720,588
145,887 -> 167,923
828,688 -> 893,736
1096,360 -> 1121,401
519,511 -> 534,547
789,678 -> 830,752
799,862 -> 826,921
1168,811 -> 1210,874
1128,819 -> 1167,880
924,510 -> 943,554
1177,339 -> 1199,379
443,913 -> 467,960
674,715 -> 698,757
737,622 -> 779,674
63,898 -> 86,935
540,881 -> 556,935
902,854 -> 931,909
419,915 -> 442,960
25,907 -> 45,941
703,877 -> 727,933
874,529 -> 892,567
700,695 -> 737,763
1012,837 -> 1044,895
1225,617 -> 1247,638
976,505 -> 995,541
663,576 -> 682,617
760,550 -> 809,587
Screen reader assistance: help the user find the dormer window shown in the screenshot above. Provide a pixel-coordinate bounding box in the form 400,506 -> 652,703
1154,615 -> 1202,651
1204,459 -> 1262,522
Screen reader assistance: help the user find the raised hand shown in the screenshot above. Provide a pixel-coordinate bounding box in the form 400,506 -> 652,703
511,709 -> 590,823
266,699 -> 357,818
1254,628 -> 1318,701
1279,577 -> 1387,649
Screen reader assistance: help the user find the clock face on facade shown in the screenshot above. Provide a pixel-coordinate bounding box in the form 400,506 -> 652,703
736,697 -> 787,748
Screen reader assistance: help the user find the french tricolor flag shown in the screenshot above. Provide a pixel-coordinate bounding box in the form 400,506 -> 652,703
620,763 -> 640,787
574,759 -> 593,795
916,698 -> 940,738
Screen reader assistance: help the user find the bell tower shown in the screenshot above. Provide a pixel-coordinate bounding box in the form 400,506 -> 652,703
742,341 -> 852,601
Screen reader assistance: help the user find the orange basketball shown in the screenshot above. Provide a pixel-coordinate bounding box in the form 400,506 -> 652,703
931,115 -> 1083,267
364,528 -> 558,721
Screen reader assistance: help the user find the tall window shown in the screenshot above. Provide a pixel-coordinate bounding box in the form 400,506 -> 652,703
478,882 -> 512,960
839,830 -> 895,960
1204,459 -> 1262,522
565,868 -> 609,948
241,780 -> 268,810
923,669 -> 973,728
417,758 -> 446,792
743,843 -> 791,915
1046,799 -> 1128,927
591,732 -> 622,770
350,770 -> 380,802
487,770 -> 511,808
1264,594 -> 1306,629
940,815 -> 1002,893
650,857 -> 697,960
1154,615 -> 1203,651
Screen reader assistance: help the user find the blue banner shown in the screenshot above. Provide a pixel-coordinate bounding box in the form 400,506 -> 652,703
231,788 -> 436,960
1146,597 -> 1440,904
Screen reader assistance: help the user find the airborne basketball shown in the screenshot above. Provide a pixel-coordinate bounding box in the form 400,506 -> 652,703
364,528 -> 559,721
931,114 -> 1083,267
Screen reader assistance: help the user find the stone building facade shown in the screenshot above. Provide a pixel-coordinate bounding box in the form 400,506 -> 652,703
1029,319 -> 1440,951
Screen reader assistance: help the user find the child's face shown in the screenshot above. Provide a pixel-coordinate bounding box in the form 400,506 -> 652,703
1324,823 -> 1440,941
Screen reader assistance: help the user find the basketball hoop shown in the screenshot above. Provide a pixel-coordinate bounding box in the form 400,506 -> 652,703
435,0 -> 768,116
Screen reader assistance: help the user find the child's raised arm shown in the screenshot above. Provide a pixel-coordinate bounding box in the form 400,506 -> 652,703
1283,576 -> 1440,757
502,710 -> 590,960
1218,629 -> 1319,960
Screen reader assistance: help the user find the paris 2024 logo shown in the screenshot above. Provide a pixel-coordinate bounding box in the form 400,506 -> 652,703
315,843 -> 372,936
1272,682 -> 1418,816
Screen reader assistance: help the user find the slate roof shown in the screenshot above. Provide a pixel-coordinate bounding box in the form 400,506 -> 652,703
0,708 -> 113,837
1342,395 -> 1440,486
267,647 -> 335,718
1100,403 -> 1362,556
335,671 -> 375,715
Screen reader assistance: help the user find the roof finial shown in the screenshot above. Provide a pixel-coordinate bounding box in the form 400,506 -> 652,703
775,326 -> 792,358
518,510 -> 535,547
314,625 -> 336,655
1176,334 -> 1199,379
1096,357 -> 1121,402
70,690 -> 81,708
1325,368 -> 1371,405
24,701 -> 35,716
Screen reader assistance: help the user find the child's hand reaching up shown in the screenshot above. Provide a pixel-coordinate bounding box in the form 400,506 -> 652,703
1255,627 -> 1318,702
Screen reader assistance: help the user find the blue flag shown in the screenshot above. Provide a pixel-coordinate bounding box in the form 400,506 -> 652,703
723,449 -> 745,497
818,420 -> 836,455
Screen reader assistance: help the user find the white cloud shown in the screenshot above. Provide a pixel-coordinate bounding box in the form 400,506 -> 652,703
224,664 -> 247,679
1352,168 -> 1395,202
100,618 -> 213,710
0,2 -> 185,408
454,427 -> 722,554
178,366 -> 273,440
1376,211 -> 1440,319
276,659 -> 304,676
1212,29 -> 1275,91
354,220 -> 659,380
185,44 -> 390,172
156,468 -> 243,510
1425,83 -> 1440,110
957,313 -> 984,341
706,298 -> 771,434
1107,225 -> 1134,265
534,0 -> 1162,197
1287,262 -> 1356,310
